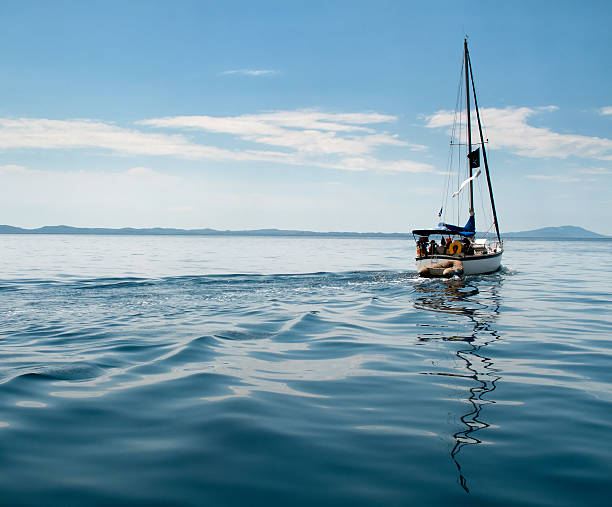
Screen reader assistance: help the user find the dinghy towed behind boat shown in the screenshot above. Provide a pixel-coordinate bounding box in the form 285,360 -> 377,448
414,39 -> 503,277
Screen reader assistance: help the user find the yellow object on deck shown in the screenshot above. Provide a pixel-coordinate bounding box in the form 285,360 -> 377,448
446,241 -> 462,255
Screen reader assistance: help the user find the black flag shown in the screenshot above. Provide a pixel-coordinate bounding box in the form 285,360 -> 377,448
468,148 -> 480,168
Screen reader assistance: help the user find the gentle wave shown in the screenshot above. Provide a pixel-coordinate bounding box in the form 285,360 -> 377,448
0,238 -> 610,506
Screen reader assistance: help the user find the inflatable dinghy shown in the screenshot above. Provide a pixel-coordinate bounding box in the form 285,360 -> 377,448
418,260 -> 464,278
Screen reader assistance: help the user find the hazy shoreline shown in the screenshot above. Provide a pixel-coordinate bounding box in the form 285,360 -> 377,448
0,224 -> 609,239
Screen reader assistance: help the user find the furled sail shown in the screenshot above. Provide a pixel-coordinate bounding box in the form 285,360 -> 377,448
439,216 -> 476,237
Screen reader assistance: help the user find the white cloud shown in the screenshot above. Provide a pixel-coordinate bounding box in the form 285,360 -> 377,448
0,112 -> 434,174
1,165 -> 180,185
138,110 -> 433,171
140,110 -> 395,133
219,69 -> 278,76
426,106 -> 612,160
0,117 -> 314,165
578,167 -> 612,175
322,157 -> 434,173
600,107 -> 612,116
0,118 -> 237,159
526,174 -> 583,183
0,164 -> 30,175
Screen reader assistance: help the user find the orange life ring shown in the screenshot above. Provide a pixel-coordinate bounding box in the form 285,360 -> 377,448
446,240 -> 462,255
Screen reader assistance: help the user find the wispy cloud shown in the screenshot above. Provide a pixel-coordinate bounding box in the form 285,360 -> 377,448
0,164 -> 30,175
219,69 -> 278,76
1,164 -> 181,184
526,174 -> 583,183
139,110 -> 434,172
139,110 -> 410,156
578,167 -> 612,175
0,118 -> 235,159
426,106 -> 612,160
0,111 -> 434,173
599,106 -> 612,116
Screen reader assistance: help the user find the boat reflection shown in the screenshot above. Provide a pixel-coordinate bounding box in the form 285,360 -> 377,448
414,277 -> 502,493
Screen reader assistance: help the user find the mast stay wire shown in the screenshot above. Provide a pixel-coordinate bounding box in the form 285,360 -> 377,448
470,58 -> 495,240
441,54 -> 466,227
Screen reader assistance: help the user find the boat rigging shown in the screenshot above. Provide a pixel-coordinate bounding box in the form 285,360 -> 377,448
414,39 -> 503,277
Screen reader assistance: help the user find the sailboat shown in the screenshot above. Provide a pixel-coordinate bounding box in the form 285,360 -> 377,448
414,39 -> 503,277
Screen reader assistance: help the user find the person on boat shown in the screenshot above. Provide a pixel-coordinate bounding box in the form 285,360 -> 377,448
428,239 -> 436,256
445,237 -> 452,247
461,237 -> 474,256
417,237 -> 427,257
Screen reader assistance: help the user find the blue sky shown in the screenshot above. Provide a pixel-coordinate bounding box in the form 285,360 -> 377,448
1,0 -> 611,233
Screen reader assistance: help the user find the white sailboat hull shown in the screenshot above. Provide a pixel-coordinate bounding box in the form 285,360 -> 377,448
415,251 -> 502,276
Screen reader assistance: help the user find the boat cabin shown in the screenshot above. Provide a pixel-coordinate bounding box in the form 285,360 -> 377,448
412,229 -> 485,259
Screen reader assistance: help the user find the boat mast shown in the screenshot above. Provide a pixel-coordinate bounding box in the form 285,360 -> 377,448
467,50 -> 502,244
464,38 -> 474,218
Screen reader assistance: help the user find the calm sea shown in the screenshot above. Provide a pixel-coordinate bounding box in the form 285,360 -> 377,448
1,235 -> 611,506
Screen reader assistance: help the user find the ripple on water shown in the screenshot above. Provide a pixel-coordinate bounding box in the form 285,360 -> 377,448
0,239 -> 611,506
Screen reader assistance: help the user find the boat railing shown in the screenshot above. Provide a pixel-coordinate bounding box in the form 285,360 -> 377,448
486,240 -> 503,253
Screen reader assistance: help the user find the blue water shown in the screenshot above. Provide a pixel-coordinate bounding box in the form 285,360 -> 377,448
1,235 -> 611,506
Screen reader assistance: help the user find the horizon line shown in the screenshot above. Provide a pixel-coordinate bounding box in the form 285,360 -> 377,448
0,224 -> 609,238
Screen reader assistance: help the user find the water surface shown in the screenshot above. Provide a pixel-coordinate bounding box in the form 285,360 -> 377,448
0,236 -> 610,506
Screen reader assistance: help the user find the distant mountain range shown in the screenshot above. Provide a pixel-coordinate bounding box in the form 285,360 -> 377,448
0,225 -> 412,238
0,224 -> 608,239
502,225 -> 609,239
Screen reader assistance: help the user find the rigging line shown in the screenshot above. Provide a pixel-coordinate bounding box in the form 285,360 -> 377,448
476,175 -> 493,240
457,64 -> 466,227
459,120 -> 465,227
477,161 -> 494,240
467,50 -> 501,243
442,130 -> 452,221
476,174 -> 486,223
456,74 -> 464,227
442,56 -> 466,224
442,150 -> 451,222
451,56 -> 464,218
442,113 -> 455,220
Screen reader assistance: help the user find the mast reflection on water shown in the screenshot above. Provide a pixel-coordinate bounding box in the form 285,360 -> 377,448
414,278 -> 502,493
